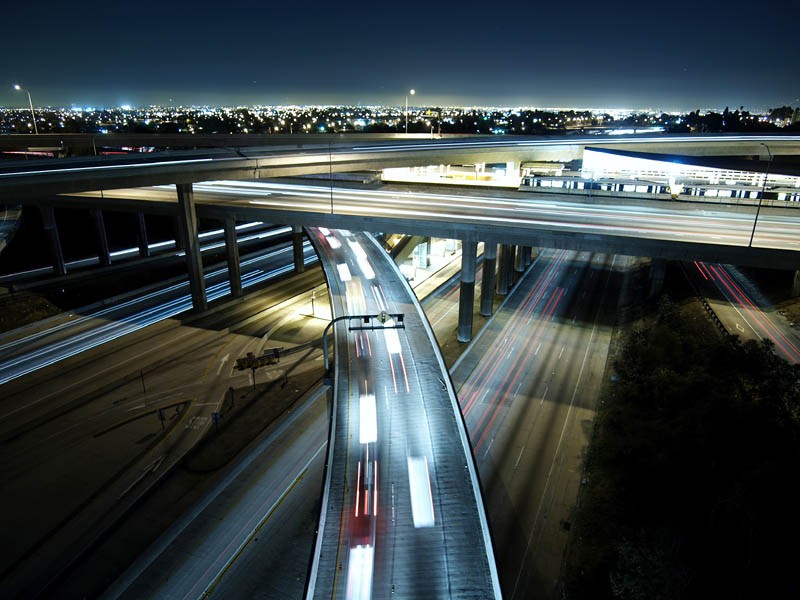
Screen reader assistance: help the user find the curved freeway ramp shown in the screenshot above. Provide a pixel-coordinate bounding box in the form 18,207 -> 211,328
306,228 -> 500,599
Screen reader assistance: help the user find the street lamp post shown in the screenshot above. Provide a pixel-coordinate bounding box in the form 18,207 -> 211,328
748,143 -> 773,248
405,89 -> 415,134
13,84 -> 38,135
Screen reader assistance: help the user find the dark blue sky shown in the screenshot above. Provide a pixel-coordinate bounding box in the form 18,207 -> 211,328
3,0 -> 798,111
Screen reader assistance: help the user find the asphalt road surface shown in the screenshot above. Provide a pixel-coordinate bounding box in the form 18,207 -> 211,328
452,249 -> 623,599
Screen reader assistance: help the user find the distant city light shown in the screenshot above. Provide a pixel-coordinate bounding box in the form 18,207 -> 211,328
0,103 -> 794,136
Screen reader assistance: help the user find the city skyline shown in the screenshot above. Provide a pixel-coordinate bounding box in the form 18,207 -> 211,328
4,0 -> 798,112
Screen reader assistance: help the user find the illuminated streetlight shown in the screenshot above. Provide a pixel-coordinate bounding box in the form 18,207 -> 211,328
13,84 -> 38,135
748,142 -> 772,248
405,89 -> 415,135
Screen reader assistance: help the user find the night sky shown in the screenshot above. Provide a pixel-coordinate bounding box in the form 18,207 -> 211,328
3,0 -> 798,111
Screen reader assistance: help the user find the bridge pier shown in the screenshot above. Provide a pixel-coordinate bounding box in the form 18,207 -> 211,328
522,245 -> 533,267
480,241 -> 497,316
514,244 -> 525,273
224,216 -> 242,298
176,183 -> 207,312
458,238 -> 478,342
136,212 -> 150,257
90,208 -> 111,267
39,206 -> 66,277
496,244 -> 513,295
293,225 -> 305,274
792,271 -> 800,298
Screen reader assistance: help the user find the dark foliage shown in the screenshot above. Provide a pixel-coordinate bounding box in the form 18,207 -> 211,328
566,297 -> 800,599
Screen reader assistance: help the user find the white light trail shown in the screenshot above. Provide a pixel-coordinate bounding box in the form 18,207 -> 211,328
345,546 -> 374,600
359,394 -> 378,444
337,263 -> 352,282
407,456 -> 435,528
383,319 -> 402,354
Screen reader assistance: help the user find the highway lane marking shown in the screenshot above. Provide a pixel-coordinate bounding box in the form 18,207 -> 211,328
541,386 -> 549,406
117,454 -> 166,500
534,343 -> 541,355
514,445 -> 525,470
558,346 -> 565,359
107,388 -> 328,598
201,441 -> 327,599
216,353 -> 230,376
510,253 -> 616,599
483,436 -> 495,459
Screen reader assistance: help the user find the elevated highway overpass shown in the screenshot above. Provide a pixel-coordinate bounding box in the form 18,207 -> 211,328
49,179 -> 800,269
2,134 -> 800,201
3,133 -> 800,343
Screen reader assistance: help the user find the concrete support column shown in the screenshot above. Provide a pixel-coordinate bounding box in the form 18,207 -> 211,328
480,241 -> 497,317
176,183 -> 207,312
504,244 -> 516,288
39,206 -> 66,276
224,215 -> 242,298
292,225 -> 305,274
90,207 -> 111,267
792,270 -> 800,298
522,246 -> 533,267
514,244 -> 525,273
496,244 -> 513,295
136,212 -> 150,257
458,239 -> 478,343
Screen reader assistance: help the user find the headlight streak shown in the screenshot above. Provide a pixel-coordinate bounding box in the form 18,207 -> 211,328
1,241 -> 304,355
0,223 -> 285,283
214,179 -> 786,237
0,157 -> 214,178
407,456 -> 436,528
211,180 -> 799,249
359,394 -> 378,444
337,263 -> 352,282
345,546 -> 374,600
0,245 -> 317,386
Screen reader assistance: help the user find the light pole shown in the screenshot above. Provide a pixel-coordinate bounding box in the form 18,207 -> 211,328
405,89 -> 415,134
13,84 -> 38,135
748,143 -> 772,248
